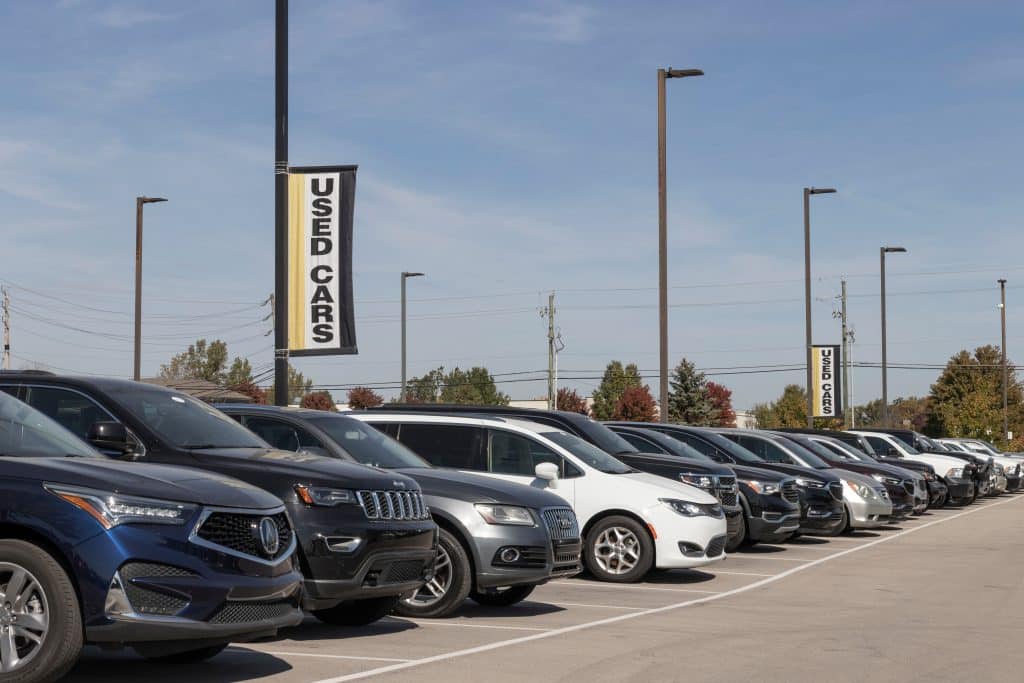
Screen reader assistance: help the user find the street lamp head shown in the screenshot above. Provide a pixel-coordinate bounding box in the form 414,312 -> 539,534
807,187 -> 837,195
665,68 -> 704,79
140,197 -> 168,204
882,246 -> 907,254
998,278 -> 1007,285
402,271 -> 425,278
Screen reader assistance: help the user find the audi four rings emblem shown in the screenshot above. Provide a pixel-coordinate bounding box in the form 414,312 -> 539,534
256,517 -> 280,557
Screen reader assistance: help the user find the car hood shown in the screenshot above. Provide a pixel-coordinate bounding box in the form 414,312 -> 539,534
617,451 -> 733,476
833,468 -> 885,489
904,453 -> 972,474
395,467 -> 568,508
833,460 -> 923,481
5,457 -> 283,509
185,447 -> 421,491
747,462 -> 840,483
728,464 -> 792,483
615,470 -> 718,504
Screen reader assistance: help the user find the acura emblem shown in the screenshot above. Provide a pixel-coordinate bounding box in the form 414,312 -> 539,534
256,517 -> 280,557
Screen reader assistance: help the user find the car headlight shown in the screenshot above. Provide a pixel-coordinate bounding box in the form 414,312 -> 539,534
679,472 -> 715,490
474,504 -> 535,525
794,477 -> 825,489
295,484 -> 357,506
842,479 -> 874,499
746,480 -> 780,495
45,484 -> 196,529
660,498 -> 722,518
946,468 -> 964,478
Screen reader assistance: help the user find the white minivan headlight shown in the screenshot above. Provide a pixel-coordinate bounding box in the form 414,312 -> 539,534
659,498 -> 723,518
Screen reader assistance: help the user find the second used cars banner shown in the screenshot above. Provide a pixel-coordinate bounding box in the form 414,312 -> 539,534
286,164 -> 358,356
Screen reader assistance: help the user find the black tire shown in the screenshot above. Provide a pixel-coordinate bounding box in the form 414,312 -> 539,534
583,515 -> 655,583
468,585 -> 535,607
932,491 -> 947,509
145,644 -> 228,663
0,539 -> 83,683
312,595 -> 400,627
393,529 -> 471,619
725,513 -> 747,553
840,505 -> 854,534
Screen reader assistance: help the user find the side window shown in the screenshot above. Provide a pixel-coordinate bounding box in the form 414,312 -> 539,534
618,432 -> 665,454
396,424 -> 486,470
245,417 -> 303,452
22,386 -> 114,440
761,441 -> 794,464
735,435 -> 770,460
0,385 -> 20,399
865,436 -> 894,456
677,434 -> 724,462
489,429 -> 565,477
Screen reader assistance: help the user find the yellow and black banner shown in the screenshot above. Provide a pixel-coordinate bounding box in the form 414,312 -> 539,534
811,345 -> 842,418
286,165 -> 358,356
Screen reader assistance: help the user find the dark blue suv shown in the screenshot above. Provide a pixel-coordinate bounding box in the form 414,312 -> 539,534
0,389 -> 304,682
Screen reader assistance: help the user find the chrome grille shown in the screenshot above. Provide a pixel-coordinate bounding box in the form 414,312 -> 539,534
720,490 -> 738,506
357,490 -> 430,521
542,507 -> 580,541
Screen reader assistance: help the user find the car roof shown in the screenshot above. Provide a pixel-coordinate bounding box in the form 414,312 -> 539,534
215,403 -> 348,420
352,411 -> 562,435
0,373 -> 157,392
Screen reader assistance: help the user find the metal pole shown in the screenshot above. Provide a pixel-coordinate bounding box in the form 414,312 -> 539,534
1000,279 -> 1008,441
841,279 -> 850,428
803,188 -> 813,427
880,248 -> 888,428
547,292 -> 555,409
849,336 -> 856,428
133,197 -> 143,381
657,68 -> 669,422
401,274 -> 407,401
1,286 -> 9,370
273,0 -> 289,406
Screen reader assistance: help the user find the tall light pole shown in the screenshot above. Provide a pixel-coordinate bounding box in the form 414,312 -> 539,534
803,187 -> 836,426
880,245 -> 906,427
657,66 -> 703,422
999,278 -> 1008,441
134,196 -> 167,381
272,0 -> 290,406
401,272 -> 424,401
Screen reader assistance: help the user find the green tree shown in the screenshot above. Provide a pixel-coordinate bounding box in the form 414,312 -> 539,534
926,346 -> 1023,441
753,385 -> 808,428
591,361 -> 643,420
265,366 -> 314,405
439,367 -> 510,405
667,358 -> 714,425
403,367 -> 446,403
159,339 -> 229,382
612,385 -> 658,422
225,357 -> 254,387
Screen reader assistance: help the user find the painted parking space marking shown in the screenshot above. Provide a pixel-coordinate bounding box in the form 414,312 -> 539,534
707,570 -> 775,577
311,493 -> 1024,683
551,580 -> 720,594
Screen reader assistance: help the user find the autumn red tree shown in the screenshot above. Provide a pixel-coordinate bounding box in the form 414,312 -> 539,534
347,387 -> 384,410
300,390 -> 337,412
557,387 -> 589,415
612,385 -> 658,422
232,381 -> 268,405
706,381 -> 736,427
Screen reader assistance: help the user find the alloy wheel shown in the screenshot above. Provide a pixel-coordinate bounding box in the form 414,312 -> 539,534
0,562 -> 49,674
402,546 -> 453,607
593,526 -> 641,575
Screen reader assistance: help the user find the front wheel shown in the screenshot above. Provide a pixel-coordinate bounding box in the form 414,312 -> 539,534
584,516 -> 654,583
0,539 -> 83,683
312,596 -> 400,627
393,529 -> 471,619
468,585 -> 535,607
725,513 -> 747,553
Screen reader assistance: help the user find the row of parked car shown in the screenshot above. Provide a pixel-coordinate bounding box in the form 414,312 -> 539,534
1,370 -> 1018,682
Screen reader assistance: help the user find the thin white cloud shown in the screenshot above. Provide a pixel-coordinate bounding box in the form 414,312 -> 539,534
515,2 -> 596,44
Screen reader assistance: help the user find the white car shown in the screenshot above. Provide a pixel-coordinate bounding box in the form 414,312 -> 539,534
937,439 -> 1022,491
850,430 -> 978,504
355,413 -> 728,582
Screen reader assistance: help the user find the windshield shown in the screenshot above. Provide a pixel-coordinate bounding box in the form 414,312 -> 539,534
774,436 -> 831,469
312,417 -> 429,469
684,428 -> 765,465
817,438 -> 871,462
0,391 -> 98,458
543,431 -> 633,474
107,386 -> 268,449
643,431 -> 717,464
570,416 -> 638,455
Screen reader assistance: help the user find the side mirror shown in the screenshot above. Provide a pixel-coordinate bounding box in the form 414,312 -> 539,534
535,462 -> 560,488
88,421 -> 131,454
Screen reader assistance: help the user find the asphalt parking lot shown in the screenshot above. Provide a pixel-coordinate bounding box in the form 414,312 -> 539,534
67,493 -> 1024,683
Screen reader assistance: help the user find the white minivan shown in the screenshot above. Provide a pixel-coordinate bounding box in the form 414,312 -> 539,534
355,413 -> 728,582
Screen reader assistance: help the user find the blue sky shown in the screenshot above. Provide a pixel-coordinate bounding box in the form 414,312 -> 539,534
2,0 -> 1023,409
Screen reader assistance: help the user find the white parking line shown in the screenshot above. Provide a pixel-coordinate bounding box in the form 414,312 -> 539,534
552,580 -> 720,594
725,555 -> 819,562
708,570 -> 775,577
384,617 -> 550,632
310,493 -> 1023,683
237,649 -> 412,663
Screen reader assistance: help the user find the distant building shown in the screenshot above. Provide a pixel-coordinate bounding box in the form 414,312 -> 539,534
142,377 -> 255,404
735,410 -> 757,429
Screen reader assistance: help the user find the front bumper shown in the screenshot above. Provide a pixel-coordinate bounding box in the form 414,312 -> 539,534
1006,475 -> 1021,492
648,505 -> 728,569
748,511 -> 800,543
797,488 -> 846,535
927,478 -> 948,503
945,477 -> 976,502
846,497 -> 892,529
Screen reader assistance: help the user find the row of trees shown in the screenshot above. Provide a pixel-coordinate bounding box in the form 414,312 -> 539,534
752,345 -> 1024,449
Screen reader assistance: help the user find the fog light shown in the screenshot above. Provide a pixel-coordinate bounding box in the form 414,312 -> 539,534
499,547 -> 520,563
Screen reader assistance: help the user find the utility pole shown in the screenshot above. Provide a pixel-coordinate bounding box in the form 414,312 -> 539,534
2,286 -> 9,370
133,196 -> 167,381
803,187 -> 837,427
835,280 -> 851,429
545,292 -> 556,409
272,0 -> 290,406
999,279 -> 1008,441
400,272 -> 424,401
880,246 -> 907,427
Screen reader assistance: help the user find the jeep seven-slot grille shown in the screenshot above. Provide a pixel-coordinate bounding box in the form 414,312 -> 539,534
781,480 -> 800,503
196,511 -> 292,561
541,508 -> 580,540
357,490 -> 430,521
